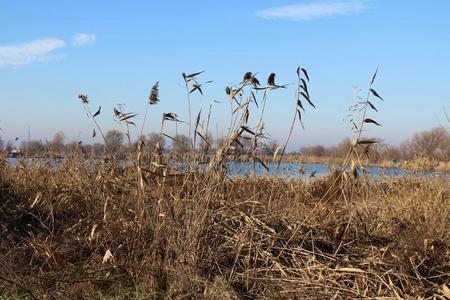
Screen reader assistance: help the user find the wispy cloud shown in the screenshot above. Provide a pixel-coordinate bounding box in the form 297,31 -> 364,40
0,38 -> 66,67
72,33 -> 96,46
255,1 -> 367,21
0,33 -> 96,68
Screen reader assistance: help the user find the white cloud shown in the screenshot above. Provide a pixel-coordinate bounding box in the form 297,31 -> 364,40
255,1 -> 366,21
72,33 -> 96,46
0,38 -> 66,67
0,33 -> 96,68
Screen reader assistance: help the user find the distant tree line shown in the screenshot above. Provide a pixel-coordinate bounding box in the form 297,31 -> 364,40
1,127 -> 450,161
298,127 -> 450,162
0,129 -> 211,158
0,128 -> 279,157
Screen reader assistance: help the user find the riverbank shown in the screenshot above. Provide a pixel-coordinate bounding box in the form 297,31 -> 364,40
1,155 -> 448,298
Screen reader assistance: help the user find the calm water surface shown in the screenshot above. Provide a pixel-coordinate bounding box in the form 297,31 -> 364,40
225,161 -> 445,179
5,157 -> 445,180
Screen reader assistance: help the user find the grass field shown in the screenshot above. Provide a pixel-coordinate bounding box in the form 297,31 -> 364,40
1,154 -> 449,299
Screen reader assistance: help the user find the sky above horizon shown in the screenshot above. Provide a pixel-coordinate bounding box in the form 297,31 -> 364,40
1,0 -> 450,150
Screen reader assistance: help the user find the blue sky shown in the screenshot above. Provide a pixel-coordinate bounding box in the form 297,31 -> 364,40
1,0 -> 449,149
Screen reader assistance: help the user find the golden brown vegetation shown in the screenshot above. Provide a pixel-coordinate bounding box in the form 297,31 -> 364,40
1,69 -> 449,299
0,154 -> 449,299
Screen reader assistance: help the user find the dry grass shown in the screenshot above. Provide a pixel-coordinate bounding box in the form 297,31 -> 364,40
1,69 -> 449,299
0,154 -> 449,299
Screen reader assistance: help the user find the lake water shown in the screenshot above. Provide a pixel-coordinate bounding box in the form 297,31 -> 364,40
225,161 -> 445,179
4,157 -> 445,180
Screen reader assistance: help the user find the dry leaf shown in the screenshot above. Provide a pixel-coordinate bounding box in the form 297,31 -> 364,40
89,224 -> 98,242
102,249 -> 114,264
440,284 -> 450,299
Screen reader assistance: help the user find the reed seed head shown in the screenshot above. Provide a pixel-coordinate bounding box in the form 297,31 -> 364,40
78,94 -> 89,104
267,73 -> 276,86
149,81 -> 160,105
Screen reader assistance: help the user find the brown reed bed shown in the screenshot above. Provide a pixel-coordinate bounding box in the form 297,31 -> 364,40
1,68 -> 449,299
0,154 -> 449,299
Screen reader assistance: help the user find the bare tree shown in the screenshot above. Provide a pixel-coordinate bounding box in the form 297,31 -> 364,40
105,129 -> 124,154
300,145 -> 326,157
51,131 -> 65,153
326,137 -> 352,158
401,127 -> 450,160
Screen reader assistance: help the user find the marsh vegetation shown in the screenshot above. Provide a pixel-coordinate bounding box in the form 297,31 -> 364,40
0,69 -> 449,299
